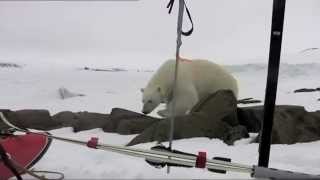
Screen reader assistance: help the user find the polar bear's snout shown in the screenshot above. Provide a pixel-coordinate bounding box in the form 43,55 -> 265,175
141,87 -> 163,115
141,104 -> 149,114
142,109 -> 149,115
142,106 -> 153,115
141,101 -> 158,114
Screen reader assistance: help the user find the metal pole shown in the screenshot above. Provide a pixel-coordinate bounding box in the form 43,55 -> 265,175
258,0 -> 286,167
167,0 -> 185,173
168,0 -> 184,149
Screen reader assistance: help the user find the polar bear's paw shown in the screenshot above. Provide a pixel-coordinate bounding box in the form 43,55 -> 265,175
157,109 -> 170,118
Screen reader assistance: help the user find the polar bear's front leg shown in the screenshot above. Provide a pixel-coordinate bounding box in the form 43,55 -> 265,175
164,86 -> 199,117
157,109 -> 170,118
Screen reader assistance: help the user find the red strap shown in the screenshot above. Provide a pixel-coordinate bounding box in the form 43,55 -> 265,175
195,151 -> 207,168
87,137 -> 98,149
179,58 -> 192,63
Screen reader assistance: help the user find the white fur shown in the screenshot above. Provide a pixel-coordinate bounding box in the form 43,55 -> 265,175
141,59 -> 238,117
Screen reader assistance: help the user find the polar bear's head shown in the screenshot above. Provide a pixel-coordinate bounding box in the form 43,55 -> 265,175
141,86 -> 163,114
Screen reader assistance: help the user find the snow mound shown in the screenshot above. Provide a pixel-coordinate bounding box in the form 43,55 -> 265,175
58,87 -> 85,100
82,67 -> 127,72
225,63 -> 320,77
0,62 -> 21,68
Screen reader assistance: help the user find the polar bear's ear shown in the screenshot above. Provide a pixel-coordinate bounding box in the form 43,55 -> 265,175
157,87 -> 161,92
140,88 -> 144,93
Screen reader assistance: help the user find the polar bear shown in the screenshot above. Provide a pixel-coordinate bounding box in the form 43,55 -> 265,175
141,58 -> 238,117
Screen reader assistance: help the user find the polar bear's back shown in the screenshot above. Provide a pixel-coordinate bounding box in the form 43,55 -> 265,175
147,60 -> 175,87
188,59 -> 238,98
147,59 -> 238,99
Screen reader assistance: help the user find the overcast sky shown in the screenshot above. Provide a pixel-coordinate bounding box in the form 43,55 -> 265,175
0,0 -> 319,68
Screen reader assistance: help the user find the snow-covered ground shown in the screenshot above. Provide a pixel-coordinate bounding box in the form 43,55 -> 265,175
1,52 -> 319,179
1,1 -> 320,178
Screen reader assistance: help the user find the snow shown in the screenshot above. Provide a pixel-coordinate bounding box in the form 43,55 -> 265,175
1,52 -> 320,178
1,1 -> 319,178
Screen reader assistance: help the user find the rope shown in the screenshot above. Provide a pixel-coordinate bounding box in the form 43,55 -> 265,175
166,0 -> 194,36
0,115 -> 64,180
24,169 -> 64,180
0,143 -> 64,180
0,144 -> 23,180
10,156 -> 65,180
2,114 -> 319,179
0,113 -> 256,176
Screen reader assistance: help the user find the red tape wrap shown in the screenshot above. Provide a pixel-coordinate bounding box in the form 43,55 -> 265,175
87,137 -> 98,149
195,151 -> 207,168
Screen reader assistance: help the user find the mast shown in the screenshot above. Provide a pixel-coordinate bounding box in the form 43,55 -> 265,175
258,0 -> 286,167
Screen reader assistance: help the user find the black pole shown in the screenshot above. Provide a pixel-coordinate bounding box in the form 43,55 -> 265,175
258,0 -> 286,167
